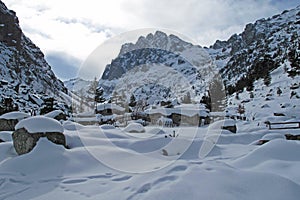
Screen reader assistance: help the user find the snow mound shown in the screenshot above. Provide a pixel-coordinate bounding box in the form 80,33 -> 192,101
0,131 -> 12,142
63,121 -> 84,131
147,128 -> 166,135
100,124 -> 116,130
44,110 -> 64,118
261,133 -> 285,141
124,123 -> 145,133
0,138 -> 66,176
15,116 -> 64,133
0,111 -> 30,120
233,139 -> 300,168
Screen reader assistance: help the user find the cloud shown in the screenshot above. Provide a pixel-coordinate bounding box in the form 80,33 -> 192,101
120,0 -> 300,45
3,0 -> 300,80
45,51 -> 82,81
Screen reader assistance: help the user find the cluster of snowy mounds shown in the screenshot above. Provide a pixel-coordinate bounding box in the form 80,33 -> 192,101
124,122 -> 146,133
12,116 -> 66,155
0,111 -> 30,131
1,120 -> 300,199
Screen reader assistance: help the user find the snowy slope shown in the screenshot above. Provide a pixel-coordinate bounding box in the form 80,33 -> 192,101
207,6 -> 300,93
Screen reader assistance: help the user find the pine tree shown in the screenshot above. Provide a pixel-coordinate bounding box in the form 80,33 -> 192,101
129,94 -> 137,107
95,87 -> 106,103
87,77 -> 99,109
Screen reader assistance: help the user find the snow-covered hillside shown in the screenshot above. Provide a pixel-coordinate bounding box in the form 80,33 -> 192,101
0,1 -> 69,114
207,6 -> 300,94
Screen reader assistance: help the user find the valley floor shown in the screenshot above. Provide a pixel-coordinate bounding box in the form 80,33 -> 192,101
1,121 -> 300,200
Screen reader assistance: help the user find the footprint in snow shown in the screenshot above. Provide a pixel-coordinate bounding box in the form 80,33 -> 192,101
62,178 -> 88,184
167,165 -> 187,174
112,175 -> 132,182
153,175 -> 178,186
87,174 -> 114,179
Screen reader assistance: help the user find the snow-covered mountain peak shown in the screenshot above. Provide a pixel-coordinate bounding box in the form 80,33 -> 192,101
119,30 -> 198,56
99,30 -> 219,105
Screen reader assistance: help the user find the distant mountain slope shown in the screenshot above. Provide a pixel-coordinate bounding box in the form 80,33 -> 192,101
99,31 -> 221,105
207,6 -> 300,94
0,1 -> 69,114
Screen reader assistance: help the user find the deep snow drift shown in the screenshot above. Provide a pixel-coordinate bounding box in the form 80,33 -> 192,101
1,118 -> 300,200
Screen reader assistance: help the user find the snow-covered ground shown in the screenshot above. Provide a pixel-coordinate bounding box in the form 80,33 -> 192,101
1,118 -> 300,200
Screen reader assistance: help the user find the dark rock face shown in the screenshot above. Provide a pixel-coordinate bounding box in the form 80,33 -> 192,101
0,1 -> 21,49
0,118 -> 18,131
12,128 -> 66,155
54,113 -> 67,121
0,1 -> 68,115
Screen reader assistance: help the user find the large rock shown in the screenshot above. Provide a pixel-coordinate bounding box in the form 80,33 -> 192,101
12,128 -> 65,155
12,116 -> 66,155
0,111 -> 30,131
0,118 -> 18,131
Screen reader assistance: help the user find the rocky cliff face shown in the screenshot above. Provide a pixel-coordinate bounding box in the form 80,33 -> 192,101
207,6 -> 300,94
0,1 -> 69,114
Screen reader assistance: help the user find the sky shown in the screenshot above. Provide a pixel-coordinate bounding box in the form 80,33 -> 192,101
3,0 -> 300,80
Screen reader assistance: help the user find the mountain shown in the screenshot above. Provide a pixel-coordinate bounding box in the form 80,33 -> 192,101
207,6 -> 300,95
0,1 -> 69,114
204,6 -> 300,124
97,6 -> 300,112
64,78 -> 93,96
99,31 -> 223,107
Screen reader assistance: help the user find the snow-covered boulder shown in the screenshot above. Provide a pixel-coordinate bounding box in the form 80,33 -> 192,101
0,111 -> 30,131
124,123 -> 145,133
44,110 -> 67,121
12,116 -> 66,155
